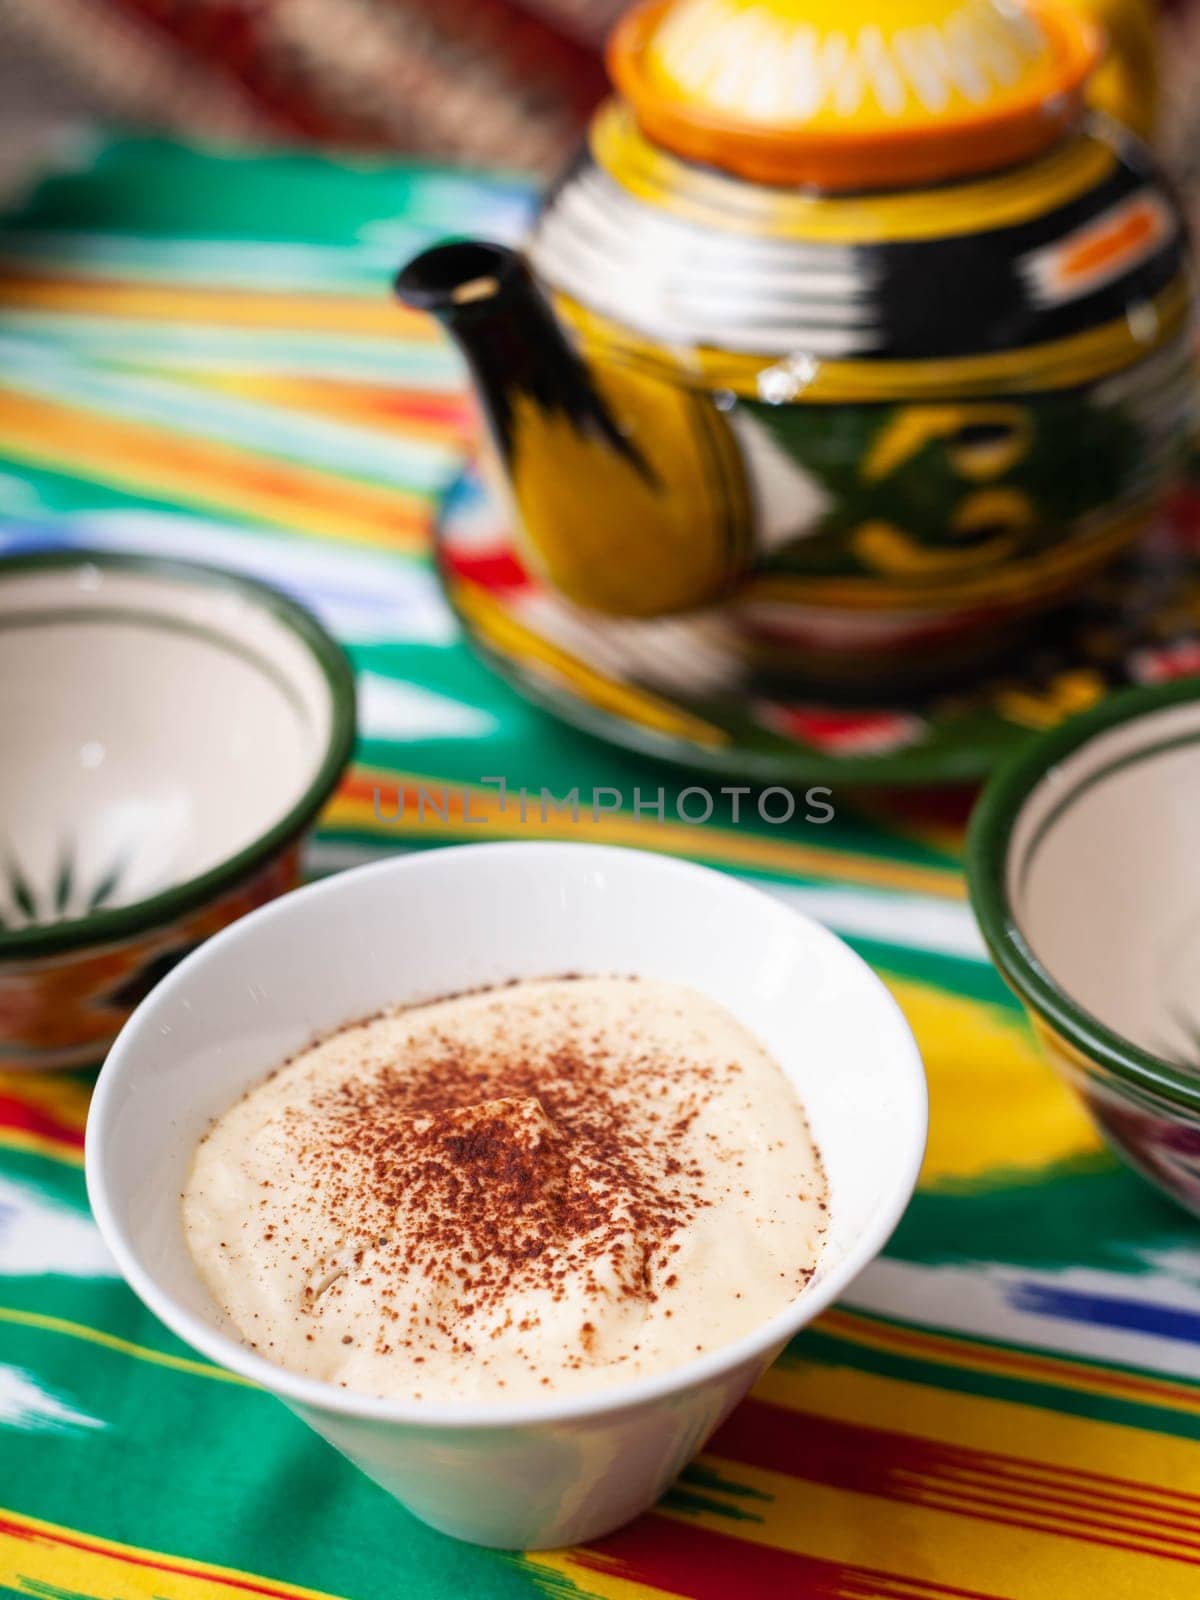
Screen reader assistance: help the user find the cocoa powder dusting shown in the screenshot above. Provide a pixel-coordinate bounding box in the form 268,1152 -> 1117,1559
284,1001 -> 730,1358
184,977 -> 830,1401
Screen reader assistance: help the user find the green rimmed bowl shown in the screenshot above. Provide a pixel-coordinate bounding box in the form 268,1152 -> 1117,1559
0,551 -> 356,1070
967,677 -> 1200,1215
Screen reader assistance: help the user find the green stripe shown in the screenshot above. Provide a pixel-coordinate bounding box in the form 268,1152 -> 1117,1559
787,1327 -> 1200,1442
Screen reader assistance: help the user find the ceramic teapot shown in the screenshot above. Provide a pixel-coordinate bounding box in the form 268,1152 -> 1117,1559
397,0 -> 1192,678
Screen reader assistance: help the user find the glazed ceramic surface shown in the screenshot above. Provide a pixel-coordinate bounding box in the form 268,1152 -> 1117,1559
0,552 -> 355,1070
86,842 -> 927,1549
1071,0 -> 1160,137
397,0 -> 1193,679
439,464 -> 1200,785
968,680 -> 1200,1214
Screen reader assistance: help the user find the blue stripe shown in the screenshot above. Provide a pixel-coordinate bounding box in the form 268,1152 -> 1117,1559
1010,1281 -> 1200,1344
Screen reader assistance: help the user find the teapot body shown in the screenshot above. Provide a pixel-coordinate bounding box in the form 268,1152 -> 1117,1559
520,101 -> 1191,673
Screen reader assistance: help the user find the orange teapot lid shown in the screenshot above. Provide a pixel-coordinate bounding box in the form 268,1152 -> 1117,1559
607,0 -> 1102,190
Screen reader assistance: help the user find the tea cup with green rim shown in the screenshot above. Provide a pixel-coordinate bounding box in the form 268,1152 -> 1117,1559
967,678 -> 1200,1214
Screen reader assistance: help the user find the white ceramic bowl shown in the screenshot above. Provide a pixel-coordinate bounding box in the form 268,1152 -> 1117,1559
86,842 -> 926,1549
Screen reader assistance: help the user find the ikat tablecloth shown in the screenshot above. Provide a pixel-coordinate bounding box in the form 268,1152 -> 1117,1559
0,137 -> 1197,1600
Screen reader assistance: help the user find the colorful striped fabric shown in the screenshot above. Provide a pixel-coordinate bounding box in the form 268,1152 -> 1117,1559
1,137 -> 1198,1600
0,0 -> 614,173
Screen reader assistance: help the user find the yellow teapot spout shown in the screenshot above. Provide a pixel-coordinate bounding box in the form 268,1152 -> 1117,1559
396,241 -> 752,617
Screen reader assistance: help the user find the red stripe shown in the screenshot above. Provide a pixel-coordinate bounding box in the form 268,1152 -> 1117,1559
0,1513 -> 321,1600
831,1311 -> 1200,1407
906,1477 -> 1200,1550
276,385 -> 471,431
440,547 -> 531,591
105,0 -> 605,145
0,1094 -> 85,1151
708,1400 -> 1200,1562
339,774 -> 439,808
925,1457 -> 1200,1530
716,1397 -> 1200,1510
359,393 -> 472,428
575,1512 -> 1007,1600
878,1487 -> 1200,1567
101,0 -> 373,142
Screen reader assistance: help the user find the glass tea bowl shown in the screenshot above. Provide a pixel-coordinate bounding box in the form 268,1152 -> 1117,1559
967,679 -> 1200,1213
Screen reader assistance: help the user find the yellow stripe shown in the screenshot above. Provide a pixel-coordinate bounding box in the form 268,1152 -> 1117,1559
0,387 -> 429,551
886,976 -> 1103,1188
0,275 -> 435,339
0,1070 -> 90,1127
562,278 -> 1191,402
0,1129 -> 83,1166
740,504 -> 1151,611
683,1357 -> 1200,1597
331,769 -> 966,900
662,1453 -> 1199,1598
815,1307 -> 1200,1417
521,1551 -> 673,1600
0,1306 -> 251,1387
0,1506 -> 342,1600
173,369 -> 468,446
755,1355 -> 1200,1494
593,100 -> 1118,244
0,1067 -> 89,1165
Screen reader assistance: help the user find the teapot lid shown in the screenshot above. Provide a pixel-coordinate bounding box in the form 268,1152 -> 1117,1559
607,0 -> 1101,190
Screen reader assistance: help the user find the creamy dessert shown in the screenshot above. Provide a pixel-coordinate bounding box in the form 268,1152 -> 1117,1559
183,976 -> 828,1403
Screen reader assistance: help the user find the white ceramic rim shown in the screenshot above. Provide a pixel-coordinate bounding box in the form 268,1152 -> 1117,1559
0,549 -> 356,960
86,841 -> 927,1431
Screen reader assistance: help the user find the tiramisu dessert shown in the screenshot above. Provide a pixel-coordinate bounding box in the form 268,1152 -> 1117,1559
183,976 -> 828,1403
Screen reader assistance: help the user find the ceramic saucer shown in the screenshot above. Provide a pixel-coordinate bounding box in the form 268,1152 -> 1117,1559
438,466 -> 1200,788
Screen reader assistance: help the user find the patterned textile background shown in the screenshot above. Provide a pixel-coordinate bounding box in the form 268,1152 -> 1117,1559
0,0 -> 623,174
0,0 -> 1199,180
0,137 -> 1199,1600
